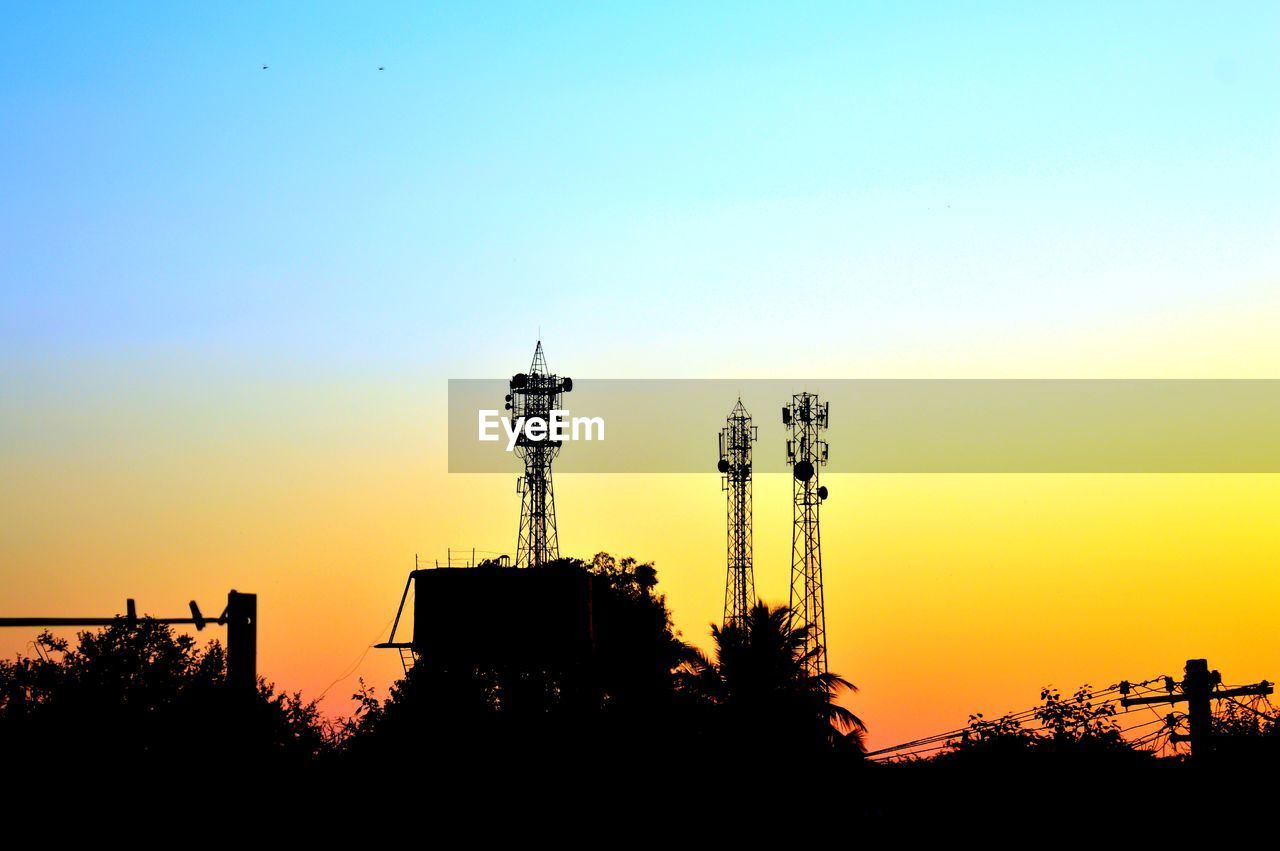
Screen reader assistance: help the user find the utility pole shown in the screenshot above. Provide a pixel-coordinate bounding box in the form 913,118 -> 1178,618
1120,658 -> 1273,761
225,590 -> 257,694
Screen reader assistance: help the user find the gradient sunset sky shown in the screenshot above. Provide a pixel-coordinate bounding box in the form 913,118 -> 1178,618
3,3 -> 1279,749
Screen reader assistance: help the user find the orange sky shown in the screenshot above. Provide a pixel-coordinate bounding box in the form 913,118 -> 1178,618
4,3 -> 1280,756
4,301 -> 1279,751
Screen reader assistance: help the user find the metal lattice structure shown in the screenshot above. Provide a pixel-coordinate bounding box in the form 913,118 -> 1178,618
718,399 -> 758,629
784,392 -> 830,677
506,341 -> 572,567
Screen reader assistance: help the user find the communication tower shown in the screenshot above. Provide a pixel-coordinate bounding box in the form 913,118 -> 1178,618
505,342 -> 572,567
783,392 -> 830,676
718,399 -> 757,629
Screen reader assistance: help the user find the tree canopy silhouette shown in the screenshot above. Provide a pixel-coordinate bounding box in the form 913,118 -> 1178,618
335,552 -> 701,766
0,618 -> 327,772
680,601 -> 865,757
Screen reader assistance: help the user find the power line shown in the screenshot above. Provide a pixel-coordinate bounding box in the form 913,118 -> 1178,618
867,676 -> 1171,759
870,713 -> 1173,763
317,611 -> 398,702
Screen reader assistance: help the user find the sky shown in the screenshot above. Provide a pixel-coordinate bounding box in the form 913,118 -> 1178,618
2,3 -> 1279,750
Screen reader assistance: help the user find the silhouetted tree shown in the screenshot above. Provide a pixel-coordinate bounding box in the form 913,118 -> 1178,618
861,683 -> 1175,822
930,683 -> 1151,776
581,552 -> 698,711
681,602 -> 865,757
1033,685 -> 1124,751
335,553 -> 700,766
0,618 -> 327,772
1210,696 -> 1280,763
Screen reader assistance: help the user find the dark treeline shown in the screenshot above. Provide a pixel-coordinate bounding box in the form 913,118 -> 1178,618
2,553 -> 1276,817
329,552 -> 865,770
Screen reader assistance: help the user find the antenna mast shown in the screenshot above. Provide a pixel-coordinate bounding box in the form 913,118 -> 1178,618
718,399 -> 757,628
783,392 -> 830,676
505,341 -> 572,567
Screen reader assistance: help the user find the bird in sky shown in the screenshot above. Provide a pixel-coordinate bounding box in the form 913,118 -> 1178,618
261,64 -> 268,70
378,66 -> 385,71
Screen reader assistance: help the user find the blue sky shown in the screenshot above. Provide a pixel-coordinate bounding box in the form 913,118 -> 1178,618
3,2 -> 1280,740
2,2 -> 1277,379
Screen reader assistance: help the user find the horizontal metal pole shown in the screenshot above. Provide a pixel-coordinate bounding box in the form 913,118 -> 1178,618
1122,682 -> 1272,708
1216,683 -> 1274,699
0,617 -> 219,628
1121,694 -> 1185,707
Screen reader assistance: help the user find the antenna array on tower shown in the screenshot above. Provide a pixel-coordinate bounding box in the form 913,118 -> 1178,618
718,399 -> 758,628
505,341 -> 572,567
783,392 -> 830,677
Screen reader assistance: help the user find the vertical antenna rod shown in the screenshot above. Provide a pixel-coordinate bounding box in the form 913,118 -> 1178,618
783,392 -> 830,676
718,399 -> 757,628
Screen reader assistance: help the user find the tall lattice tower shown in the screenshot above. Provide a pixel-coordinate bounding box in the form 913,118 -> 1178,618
505,341 -> 573,567
783,392 -> 830,676
718,399 -> 758,628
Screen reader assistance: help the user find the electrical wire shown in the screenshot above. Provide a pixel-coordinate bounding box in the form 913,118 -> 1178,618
316,610 -> 398,702
867,675 -> 1169,758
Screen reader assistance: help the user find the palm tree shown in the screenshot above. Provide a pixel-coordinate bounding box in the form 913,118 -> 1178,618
682,602 -> 865,754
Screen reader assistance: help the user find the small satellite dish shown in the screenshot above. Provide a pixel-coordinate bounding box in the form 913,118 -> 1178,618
793,460 -> 814,482
817,485 -> 829,500
561,377 -> 573,392
717,459 -> 730,474
510,373 -> 528,389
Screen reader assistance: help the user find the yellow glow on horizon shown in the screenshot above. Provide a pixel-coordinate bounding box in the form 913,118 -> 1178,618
3,299 -> 1280,750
